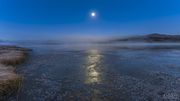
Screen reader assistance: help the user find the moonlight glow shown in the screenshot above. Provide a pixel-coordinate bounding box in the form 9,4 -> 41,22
91,12 -> 96,17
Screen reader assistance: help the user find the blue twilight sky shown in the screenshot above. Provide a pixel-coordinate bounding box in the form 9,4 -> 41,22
0,0 -> 180,40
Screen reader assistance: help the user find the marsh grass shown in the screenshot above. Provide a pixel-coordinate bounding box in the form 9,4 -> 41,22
0,51 -> 26,66
0,46 -> 30,99
0,74 -> 22,100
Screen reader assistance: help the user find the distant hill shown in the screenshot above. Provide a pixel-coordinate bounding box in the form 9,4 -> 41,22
111,33 -> 180,42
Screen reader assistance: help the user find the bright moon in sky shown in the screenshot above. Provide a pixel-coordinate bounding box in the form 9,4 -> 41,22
91,12 -> 96,17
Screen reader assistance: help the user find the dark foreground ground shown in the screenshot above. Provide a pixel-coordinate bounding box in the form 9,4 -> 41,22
7,43 -> 180,101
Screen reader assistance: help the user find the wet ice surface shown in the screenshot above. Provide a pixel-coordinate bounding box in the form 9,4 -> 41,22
8,43 -> 180,101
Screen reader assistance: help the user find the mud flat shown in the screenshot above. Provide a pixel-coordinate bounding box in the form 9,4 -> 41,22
0,45 -> 30,100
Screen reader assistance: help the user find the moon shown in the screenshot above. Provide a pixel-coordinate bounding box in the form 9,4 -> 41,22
91,12 -> 96,17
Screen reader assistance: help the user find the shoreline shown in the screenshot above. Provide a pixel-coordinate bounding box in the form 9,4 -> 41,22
0,45 -> 31,100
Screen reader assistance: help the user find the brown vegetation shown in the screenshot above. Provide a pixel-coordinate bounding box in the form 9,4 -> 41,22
0,46 -> 30,100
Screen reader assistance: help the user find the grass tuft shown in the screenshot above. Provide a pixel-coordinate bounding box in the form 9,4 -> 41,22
0,46 -> 30,99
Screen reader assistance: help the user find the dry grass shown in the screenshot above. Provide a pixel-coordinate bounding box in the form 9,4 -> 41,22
0,51 -> 25,65
0,46 -> 30,99
0,64 -> 22,100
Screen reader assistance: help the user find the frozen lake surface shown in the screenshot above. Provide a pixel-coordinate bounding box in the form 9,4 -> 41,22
7,42 -> 180,101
